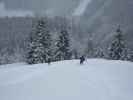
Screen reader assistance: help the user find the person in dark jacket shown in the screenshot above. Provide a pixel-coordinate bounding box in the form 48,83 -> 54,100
80,56 -> 85,64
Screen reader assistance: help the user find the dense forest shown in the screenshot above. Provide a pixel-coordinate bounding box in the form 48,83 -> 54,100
0,16 -> 133,64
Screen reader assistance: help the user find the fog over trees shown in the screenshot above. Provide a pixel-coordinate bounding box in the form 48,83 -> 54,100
0,0 -> 133,64
0,16 -> 132,64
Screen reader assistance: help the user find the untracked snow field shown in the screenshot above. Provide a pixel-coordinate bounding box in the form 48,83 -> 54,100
0,59 -> 133,100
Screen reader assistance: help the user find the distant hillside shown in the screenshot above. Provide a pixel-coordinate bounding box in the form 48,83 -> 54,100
0,17 -> 33,50
79,0 -> 133,47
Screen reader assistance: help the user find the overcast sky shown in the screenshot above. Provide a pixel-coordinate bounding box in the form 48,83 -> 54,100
0,0 -> 80,16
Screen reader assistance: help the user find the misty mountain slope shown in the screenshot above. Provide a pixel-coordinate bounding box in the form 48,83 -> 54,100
0,17 -> 33,50
83,0 -> 133,27
3,0 -> 80,16
0,59 -> 133,100
73,0 -> 92,16
80,0 -> 133,46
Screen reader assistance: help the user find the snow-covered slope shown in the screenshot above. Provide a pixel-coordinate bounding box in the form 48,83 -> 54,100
0,59 -> 133,100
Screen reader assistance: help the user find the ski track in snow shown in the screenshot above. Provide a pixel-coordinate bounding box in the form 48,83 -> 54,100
0,59 -> 133,100
73,0 -> 91,16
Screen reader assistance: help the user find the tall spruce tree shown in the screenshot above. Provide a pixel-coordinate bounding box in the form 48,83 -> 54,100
54,30 -> 71,61
108,26 -> 127,60
26,18 -> 52,64
72,49 -> 79,59
85,37 -> 95,58
94,47 -> 104,58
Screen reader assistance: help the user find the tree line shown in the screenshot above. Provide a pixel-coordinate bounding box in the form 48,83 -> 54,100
26,18 -> 72,64
26,18 -> 133,64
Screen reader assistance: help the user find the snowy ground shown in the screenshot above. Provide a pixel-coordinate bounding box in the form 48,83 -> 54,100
0,59 -> 133,100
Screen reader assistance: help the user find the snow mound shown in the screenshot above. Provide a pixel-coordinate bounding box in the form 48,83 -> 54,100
0,59 -> 133,100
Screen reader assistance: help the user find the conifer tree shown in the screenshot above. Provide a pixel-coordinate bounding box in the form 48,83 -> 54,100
72,49 -> 79,59
54,30 -> 71,61
26,18 -> 52,64
94,47 -> 104,58
85,37 -> 95,58
126,49 -> 133,62
108,26 -> 127,60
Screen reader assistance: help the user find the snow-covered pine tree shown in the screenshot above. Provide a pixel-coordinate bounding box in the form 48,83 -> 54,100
108,26 -> 127,60
54,30 -> 72,61
85,37 -> 95,58
126,49 -> 133,62
72,49 -> 79,59
94,47 -> 104,58
26,18 -> 52,64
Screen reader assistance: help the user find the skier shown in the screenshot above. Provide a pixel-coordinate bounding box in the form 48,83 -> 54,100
80,56 -> 85,64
